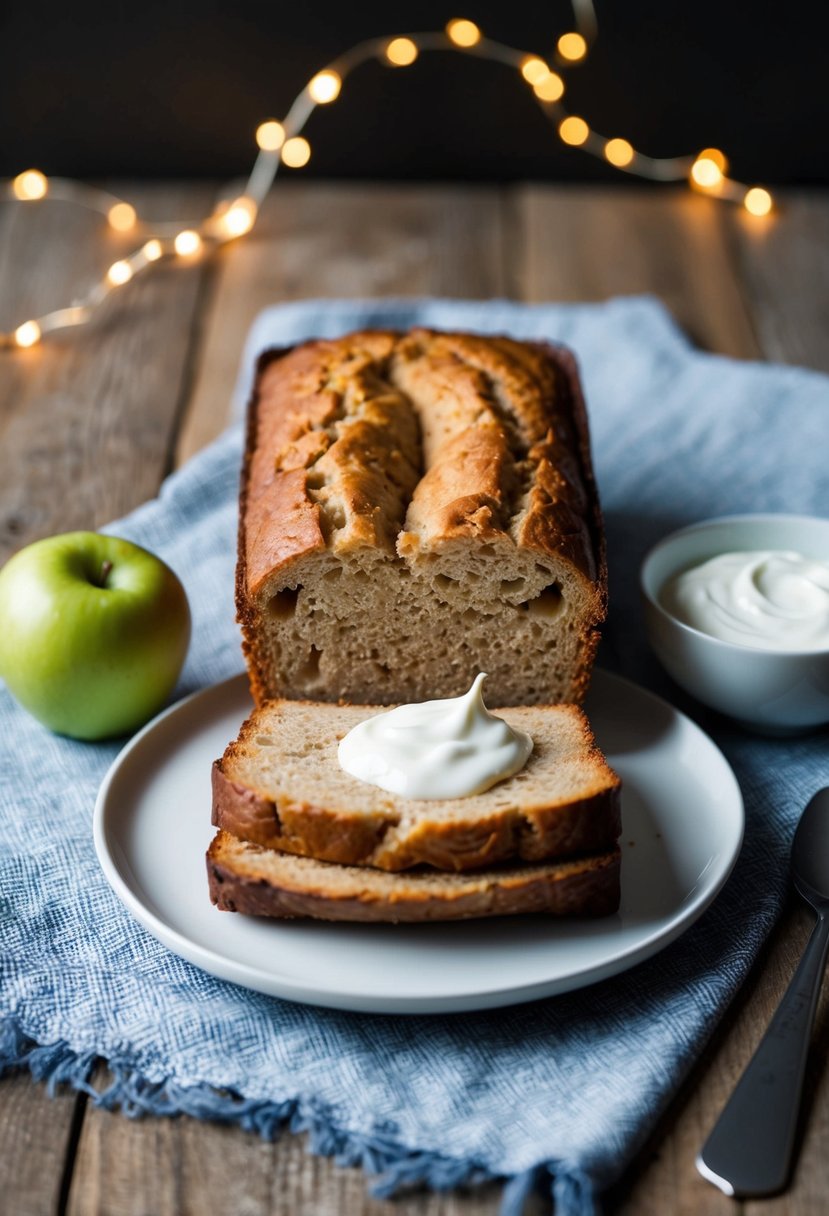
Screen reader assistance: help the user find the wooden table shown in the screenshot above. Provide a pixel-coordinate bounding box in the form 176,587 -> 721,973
2,182 -> 828,1216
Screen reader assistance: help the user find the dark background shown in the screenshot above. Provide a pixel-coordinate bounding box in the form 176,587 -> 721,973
1,1 -> 823,184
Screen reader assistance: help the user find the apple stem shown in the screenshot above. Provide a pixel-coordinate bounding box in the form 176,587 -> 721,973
99,559 -> 113,588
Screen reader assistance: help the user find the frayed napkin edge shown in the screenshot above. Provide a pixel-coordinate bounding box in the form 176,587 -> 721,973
1,1017 -> 601,1216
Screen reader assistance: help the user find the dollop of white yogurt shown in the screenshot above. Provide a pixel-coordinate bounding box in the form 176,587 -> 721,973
661,550 -> 829,651
337,673 -> 533,799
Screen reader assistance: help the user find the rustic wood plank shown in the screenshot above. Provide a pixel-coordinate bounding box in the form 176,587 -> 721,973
515,186 -> 762,359
0,1072 -> 83,1216
0,183 -> 217,562
514,185 -> 829,1215
67,1108 -> 509,1216
589,188 -> 829,1214
175,181 -> 508,465
67,183 -> 512,1216
726,190 -> 829,374
11,183 -> 829,1216
0,181 -> 217,1215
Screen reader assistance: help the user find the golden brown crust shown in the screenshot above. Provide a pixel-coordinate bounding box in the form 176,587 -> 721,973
393,330 -> 598,576
237,330 -> 607,709
206,831 -> 622,923
535,342 -> 607,580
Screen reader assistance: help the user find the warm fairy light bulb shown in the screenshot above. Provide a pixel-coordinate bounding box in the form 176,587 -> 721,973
690,157 -> 723,189
559,116 -> 589,146
174,230 -> 202,256
143,239 -> 163,261
744,187 -> 773,217
533,72 -> 564,102
386,37 -> 418,66
14,320 -> 41,347
282,136 -> 311,168
446,18 -> 481,47
107,260 -> 133,286
256,120 -> 285,152
605,138 -> 634,167
13,170 -> 48,201
699,147 -> 728,173
558,32 -> 588,61
521,56 -> 550,85
223,197 -> 257,237
308,70 -> 341,104
108,202 -> 137,232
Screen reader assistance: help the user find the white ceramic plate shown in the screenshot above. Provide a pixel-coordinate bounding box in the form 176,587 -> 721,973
94,670 -> 744,1014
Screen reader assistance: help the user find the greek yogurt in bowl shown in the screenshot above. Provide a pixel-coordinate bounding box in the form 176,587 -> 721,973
660,550 -> 829,651
640,515 -> 829,733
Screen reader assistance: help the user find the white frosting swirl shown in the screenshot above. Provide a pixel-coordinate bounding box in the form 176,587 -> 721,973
661,550 -> 829,651
337,673 -> 533,799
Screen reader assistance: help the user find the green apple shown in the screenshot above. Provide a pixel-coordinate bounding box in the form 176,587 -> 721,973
0,531 -> 191,740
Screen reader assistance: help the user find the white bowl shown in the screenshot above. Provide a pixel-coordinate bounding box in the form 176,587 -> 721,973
640,514 -> 829,733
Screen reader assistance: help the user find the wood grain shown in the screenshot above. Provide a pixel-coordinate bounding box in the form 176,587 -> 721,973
66,1106 -> 508,1216
726,190 -> 829,374
65,180 -> 512,1216
515,186 -> 762,359
175,182 -> 508,464
0,182 -> 217,1216
0,1073 -> 83,1216
0,183 -> 216,563
3,183 -> 829,1216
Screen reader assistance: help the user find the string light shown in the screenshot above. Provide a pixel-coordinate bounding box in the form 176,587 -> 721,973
0,2 -> 776,351
446,18 -> 481,47
690,156 -> 723,189
14,321 -> 41,348
222,196 -> 257,237
174,230 -> 202,256
308,70 -> 341,104
699,147 -> 728,173
520,56 -> 550,85
12,170 -> 48,201
107,202 -> 137,231
559,115 -> 590,145
282,136 -> 311,168
558,32 -> 588,61
256,120 -> 285,151
744,187 -> 773,216
386,37 -> 418,66
605,138 -> 634,167
107,260 -> 133,286
533,73 -> 565,102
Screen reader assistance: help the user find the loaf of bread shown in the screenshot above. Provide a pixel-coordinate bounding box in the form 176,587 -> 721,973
207,830 -> 622,923
212,699 -> 621,872
238,329 -> 606,707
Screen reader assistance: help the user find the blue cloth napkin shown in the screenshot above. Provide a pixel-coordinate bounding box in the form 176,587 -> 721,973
2,297 -> 828,1216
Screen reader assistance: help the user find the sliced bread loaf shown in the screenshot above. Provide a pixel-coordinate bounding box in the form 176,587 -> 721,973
212,699 -> 621,872
238,329 -> 606,708
207,830 -> 621,923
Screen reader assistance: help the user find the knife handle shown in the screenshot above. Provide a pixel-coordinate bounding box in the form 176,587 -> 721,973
697,910 -> 829,1197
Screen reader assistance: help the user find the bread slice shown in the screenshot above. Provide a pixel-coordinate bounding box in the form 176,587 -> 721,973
212,699 -> 621,872
207,830 -> 621,923
238,330 -> 606,709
